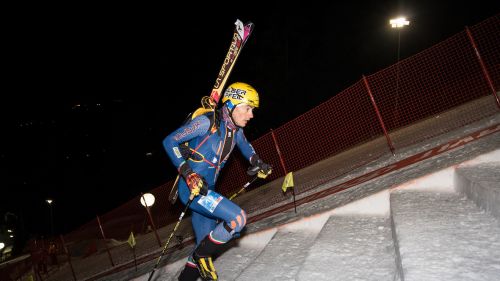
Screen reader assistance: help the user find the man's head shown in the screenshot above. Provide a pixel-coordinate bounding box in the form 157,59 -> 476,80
222,82 -> 259,127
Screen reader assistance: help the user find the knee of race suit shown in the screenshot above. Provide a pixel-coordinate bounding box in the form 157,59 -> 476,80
211,209 -> 247,243
227,209 -> 247,234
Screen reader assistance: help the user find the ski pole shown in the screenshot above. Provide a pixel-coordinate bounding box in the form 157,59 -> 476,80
229,176 -> 259,200
147,193 -> 195,281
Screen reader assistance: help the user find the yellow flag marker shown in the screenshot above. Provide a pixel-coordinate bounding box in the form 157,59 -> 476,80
282,172 -> 294,192
128,231 -> 136,248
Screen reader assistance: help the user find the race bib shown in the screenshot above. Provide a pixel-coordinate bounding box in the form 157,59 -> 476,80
197,190 -> 223,213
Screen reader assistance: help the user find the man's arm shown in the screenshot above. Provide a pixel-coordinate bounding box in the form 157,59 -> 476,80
162,115 -> 211,170
234,129 -> 257,162
235,130 -> 272,178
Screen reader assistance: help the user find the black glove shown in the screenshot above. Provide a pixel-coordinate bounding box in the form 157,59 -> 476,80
247,155 -> 272,179
179,163 -> 208,196
179,143 -> 192,159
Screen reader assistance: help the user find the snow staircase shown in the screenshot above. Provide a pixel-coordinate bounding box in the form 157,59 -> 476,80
138,150 -> 500,281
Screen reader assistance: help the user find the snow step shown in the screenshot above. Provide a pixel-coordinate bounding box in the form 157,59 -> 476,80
145,229 -> 277,281
296,215 -> 397,281
130,254 -> 188,281
213,228 -> 277,280
391,190 -> 500,281
235,216 -> 329,280
455,162 -> 500,221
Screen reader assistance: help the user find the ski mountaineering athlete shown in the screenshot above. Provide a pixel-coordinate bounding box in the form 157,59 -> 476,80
163,82 -> 273,281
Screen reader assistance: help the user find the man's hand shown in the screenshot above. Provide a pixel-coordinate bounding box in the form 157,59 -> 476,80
247,155 -> 272,179
185,173 -> 208,196
179,163 -> 208,196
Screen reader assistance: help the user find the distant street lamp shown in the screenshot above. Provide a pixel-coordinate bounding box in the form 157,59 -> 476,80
46,199 -> 54,236
390,17 -> 410,28
140,193 -> 162,247
389,17 -> 410,122
140,193 -> 155,207
389,17 -> 410,63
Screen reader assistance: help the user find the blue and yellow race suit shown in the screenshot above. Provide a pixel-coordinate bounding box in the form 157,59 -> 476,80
163,111 -> 256,247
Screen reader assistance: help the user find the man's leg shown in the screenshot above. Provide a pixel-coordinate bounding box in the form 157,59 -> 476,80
177,257 -> 199,281
179,211 -> 217,281
190,191 -> 247,280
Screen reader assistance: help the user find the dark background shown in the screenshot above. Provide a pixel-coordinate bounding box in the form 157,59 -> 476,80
1,1 -> 498,252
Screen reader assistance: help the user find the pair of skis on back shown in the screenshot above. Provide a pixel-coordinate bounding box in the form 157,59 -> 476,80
168,19 -> 255,205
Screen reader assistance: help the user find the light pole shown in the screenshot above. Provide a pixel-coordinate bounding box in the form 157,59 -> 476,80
46,199 -> 54,236
140,193 -> 162,247
390,17 -> 410,62
389,17 -> 410,123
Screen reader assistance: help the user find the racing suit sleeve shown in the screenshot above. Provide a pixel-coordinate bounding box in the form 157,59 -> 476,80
235,129 -> 257,163
162,115 -> 211,170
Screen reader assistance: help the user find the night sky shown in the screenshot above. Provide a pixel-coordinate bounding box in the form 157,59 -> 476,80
1,1 -> 498,244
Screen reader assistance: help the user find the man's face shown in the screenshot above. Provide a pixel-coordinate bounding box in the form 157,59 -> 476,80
232,104 -> 255,127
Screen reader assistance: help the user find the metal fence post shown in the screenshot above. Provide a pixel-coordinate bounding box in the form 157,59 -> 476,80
271,129 -> 297,213
96,215 -> 115,267
363,75 -> 396,156
60,235 -> 77,281
465,26 -> 500,109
